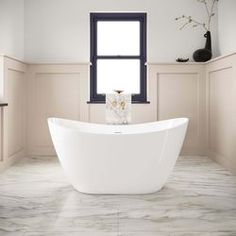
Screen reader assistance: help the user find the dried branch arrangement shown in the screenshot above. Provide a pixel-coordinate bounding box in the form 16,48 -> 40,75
175,0 -> 218,31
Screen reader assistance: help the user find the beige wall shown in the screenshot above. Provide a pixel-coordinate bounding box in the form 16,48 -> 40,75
27,64 -> 89,156
206,53 -> 236,174
1,53 -> 236,174
150,64 -> 206,155
26,62 -> 205,156
0,56 -> 26,171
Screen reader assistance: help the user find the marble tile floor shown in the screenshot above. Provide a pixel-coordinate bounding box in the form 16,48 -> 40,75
0,156 -> 236,236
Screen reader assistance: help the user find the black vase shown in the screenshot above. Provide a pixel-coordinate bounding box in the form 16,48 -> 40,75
193,31 -> 212,62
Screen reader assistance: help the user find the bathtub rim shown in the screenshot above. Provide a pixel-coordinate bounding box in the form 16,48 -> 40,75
47,117 -> 189,135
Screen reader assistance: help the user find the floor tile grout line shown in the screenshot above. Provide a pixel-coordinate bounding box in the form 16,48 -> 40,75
117,208 -> 120,236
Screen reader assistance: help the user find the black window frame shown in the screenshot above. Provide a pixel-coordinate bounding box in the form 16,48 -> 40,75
89,12 -> 147,103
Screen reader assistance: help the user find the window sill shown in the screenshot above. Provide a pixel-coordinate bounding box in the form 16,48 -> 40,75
87,101 -> 150,104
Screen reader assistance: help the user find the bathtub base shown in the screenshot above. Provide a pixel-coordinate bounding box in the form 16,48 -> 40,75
71,184 -> 164,195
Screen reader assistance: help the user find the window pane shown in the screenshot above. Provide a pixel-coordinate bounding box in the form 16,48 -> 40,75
97,59 -> 140,94
97,21 -> 140,56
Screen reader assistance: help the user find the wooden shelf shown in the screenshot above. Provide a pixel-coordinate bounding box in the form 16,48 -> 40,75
0,103 -> 8,107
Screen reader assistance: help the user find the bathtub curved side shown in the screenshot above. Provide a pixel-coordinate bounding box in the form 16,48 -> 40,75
154,119 -> 189,188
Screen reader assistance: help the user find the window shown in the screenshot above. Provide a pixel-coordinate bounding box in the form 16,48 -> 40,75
90,13 -> 147,103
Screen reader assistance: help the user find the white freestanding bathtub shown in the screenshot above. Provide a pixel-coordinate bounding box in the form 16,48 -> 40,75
48,118 -> 188,194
